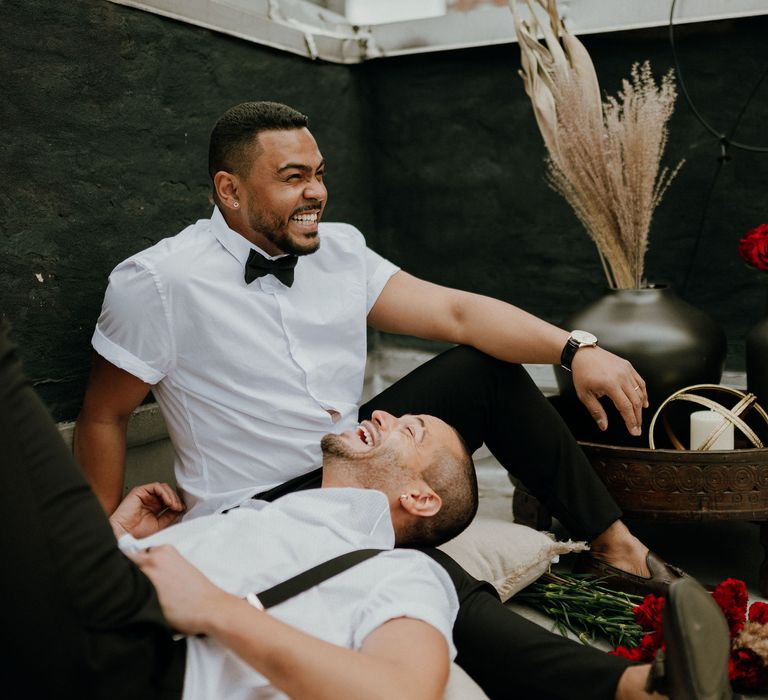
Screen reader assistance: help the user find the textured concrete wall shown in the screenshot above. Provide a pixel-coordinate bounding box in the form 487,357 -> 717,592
2,1 -> 766,421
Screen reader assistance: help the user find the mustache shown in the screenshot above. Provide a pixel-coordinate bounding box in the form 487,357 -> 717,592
291,202 -> 323,216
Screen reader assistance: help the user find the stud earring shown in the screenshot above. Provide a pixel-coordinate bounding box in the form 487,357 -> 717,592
399,494 -> 409,501
233,201 -> 240,208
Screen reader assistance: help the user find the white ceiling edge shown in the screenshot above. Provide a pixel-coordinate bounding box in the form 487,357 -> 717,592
106,0 -> 768,63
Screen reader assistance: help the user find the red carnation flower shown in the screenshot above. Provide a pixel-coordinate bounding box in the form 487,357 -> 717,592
634,594 -> 665,634
730,648 -> 768,693
738,223 -> 768,272
612,578 -> 768,693
749,601 -> 768,625
713,578 -> 748,635
611,633 -> 662,663
611,644 -> 646,662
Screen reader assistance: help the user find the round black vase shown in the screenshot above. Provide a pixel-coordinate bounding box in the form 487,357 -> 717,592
747,314 -> 768,414
553,286 -> 727,446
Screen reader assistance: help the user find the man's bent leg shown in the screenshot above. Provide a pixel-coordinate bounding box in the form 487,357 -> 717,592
421,549 -> 632,700
0,324 -> 180,698
359,345 -> 621,540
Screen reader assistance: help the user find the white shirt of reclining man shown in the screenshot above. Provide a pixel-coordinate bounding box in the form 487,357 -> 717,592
93,207 -> 400,517
118,488 -> 459,700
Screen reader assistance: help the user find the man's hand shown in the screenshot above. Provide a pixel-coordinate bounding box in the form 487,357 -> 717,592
109,482 -> 184,539
127,544 -> 231,636
571,346 -> 648,436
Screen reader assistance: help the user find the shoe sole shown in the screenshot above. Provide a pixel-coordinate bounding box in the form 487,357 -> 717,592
664,577 -> 732,700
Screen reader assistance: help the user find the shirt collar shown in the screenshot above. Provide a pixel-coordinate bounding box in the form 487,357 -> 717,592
242,488 -> 395,548
319,488 -> 395,546
210,206 -> 291,265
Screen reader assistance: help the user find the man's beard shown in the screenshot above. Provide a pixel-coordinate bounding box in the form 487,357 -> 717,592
247,209 -> 321,257
320,433 -> 356,459
320,434 -> 409,492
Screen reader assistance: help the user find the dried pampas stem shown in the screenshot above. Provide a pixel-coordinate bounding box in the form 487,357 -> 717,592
511,0 -> 683,289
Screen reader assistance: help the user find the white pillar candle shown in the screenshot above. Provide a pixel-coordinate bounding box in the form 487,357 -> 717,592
690,410 -> 734,450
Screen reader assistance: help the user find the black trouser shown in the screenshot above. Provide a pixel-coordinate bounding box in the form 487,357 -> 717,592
0,324 -> 185,699
257,346 -> 632,700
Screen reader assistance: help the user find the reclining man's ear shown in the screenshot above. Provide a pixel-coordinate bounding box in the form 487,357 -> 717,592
398,485 -> 442,518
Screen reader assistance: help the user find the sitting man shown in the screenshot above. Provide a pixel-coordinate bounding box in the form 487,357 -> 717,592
3,324 -> 734,700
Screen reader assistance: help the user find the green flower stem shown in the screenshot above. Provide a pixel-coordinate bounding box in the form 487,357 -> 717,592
515,572 -> 646,648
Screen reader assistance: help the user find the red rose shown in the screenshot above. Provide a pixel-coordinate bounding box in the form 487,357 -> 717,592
713,578 -> 748,635
738,223 -> 768,272
749,601 -> 768,625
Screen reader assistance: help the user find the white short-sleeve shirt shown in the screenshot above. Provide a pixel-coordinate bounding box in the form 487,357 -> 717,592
93,208 -> 399,516
118,488 -> 459,700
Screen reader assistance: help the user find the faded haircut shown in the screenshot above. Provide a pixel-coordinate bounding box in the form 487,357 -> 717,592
208,101 -> 309,184
397,432 -> 478,548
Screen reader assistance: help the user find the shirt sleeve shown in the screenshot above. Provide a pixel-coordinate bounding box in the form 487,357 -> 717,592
364,246 -> 400,313
91,259 -> 174,384
350,550 -> 459,659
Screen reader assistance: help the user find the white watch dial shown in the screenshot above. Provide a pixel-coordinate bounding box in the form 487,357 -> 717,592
571,330 -> 597,346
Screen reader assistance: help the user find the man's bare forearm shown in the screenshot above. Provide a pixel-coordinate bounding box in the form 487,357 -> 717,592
75,354 -> 151,514
450,291 -> 570,364
74,414 -> 129,514
369,272 -> 568,364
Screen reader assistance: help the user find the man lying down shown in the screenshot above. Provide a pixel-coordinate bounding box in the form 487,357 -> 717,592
112,410 -> 476,699
1,323 -> 737,700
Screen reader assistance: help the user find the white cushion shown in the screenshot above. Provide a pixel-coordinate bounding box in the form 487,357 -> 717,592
438,516 -> 588,602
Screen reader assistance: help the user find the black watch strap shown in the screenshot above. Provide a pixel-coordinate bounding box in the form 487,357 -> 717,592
560,332 -> 598,371
560,337 -> 581,372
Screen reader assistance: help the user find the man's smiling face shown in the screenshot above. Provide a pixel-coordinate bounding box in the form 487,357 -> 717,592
320,410 -> 463,485
236,127 -> 327,257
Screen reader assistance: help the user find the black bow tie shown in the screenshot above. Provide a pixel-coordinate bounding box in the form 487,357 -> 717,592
244,249 -> 298,287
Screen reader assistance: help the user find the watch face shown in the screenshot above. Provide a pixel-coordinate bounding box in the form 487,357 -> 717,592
571,330 -> 597,345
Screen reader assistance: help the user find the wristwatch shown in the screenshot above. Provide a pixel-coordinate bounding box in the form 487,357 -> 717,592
560,330 -> 598,371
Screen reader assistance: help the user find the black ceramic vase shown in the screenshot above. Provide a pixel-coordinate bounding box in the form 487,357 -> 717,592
747,311 -> 768,414
553,285 -> 727,447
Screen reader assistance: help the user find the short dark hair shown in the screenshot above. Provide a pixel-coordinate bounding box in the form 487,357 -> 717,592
397,432 -> 478,548
208,101 -> 309,180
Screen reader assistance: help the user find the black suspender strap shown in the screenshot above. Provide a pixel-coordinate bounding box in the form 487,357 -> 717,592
253,548 -> 385,610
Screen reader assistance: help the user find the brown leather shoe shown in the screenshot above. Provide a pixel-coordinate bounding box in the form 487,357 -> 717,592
572,550 -> 686,596
645,577 -> 736,700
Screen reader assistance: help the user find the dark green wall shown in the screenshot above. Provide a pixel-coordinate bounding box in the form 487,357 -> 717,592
2,0 -> 767,420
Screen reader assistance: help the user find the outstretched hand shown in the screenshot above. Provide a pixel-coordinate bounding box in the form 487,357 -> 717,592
570,346 -> 648,436
109,482 -> 185,539
127,544 -> 232,636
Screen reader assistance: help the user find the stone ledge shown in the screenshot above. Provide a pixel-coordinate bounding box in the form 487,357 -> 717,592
58,403 -> 168,451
